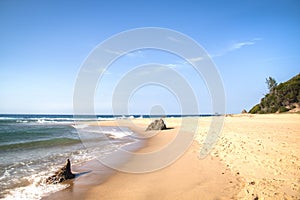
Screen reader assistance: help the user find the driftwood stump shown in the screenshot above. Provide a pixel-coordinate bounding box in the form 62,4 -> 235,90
46,159 -> 75,184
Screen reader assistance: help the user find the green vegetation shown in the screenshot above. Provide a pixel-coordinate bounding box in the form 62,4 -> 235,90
249,73 -> 300,114
265,76 -> 277,93
249,104 -> 261,114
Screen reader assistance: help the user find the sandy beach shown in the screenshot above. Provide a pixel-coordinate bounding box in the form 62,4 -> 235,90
45,114 -> 300,200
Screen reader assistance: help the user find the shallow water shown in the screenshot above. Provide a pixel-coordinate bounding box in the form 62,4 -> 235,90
0,115 -> 139,199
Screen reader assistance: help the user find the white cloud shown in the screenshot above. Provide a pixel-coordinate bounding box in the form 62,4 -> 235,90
166,58 -> 204,66
165,63 -> 177,68
232,38 -> 263,50
187,56 -> 204,63
105,49 -> 145,58
164,61 -> 188,69
137,65 -> 169,76
105,49 -> 123,56
126,50 -> 144,58
230,41 -> 255,50
211,38 -> 263,57
167,36 -> 182,43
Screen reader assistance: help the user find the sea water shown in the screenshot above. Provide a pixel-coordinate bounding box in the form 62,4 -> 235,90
0,114 -> 139,199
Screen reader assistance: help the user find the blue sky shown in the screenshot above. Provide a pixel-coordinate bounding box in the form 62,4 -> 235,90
0,0 -> 299,114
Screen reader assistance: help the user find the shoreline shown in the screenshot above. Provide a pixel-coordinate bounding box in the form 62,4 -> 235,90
44,114 -> 300,199
42,121 -> 147,200
44,117 -> 243,200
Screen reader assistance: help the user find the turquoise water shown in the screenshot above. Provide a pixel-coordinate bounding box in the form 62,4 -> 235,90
0,115 -> 138,199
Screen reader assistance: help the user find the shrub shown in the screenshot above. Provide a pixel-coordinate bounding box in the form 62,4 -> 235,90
249,104 -> 261,114
250,73 -> 300,114
278,106 -> 290,113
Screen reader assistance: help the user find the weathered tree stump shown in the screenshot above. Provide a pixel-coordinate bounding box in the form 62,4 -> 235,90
46,159 -> 75,184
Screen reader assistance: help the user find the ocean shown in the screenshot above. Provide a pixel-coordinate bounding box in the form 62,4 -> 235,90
0,114 -> 146,199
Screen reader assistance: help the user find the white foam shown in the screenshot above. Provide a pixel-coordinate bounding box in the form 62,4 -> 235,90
73,124 -> 137,141
0,169 -> 10,181
0,117 -> 15,120
97,117 -> 116,121
102,130 -> 134,139
16,120 -> 29,123
37,119 -> 46,123
72,124 -> 90,129
3,172 -> 69,200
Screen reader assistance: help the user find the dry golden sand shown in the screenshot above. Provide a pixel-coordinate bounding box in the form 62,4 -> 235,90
84,118 -> 243,200
194,114 -> 300,199
45,114 -> 300,200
